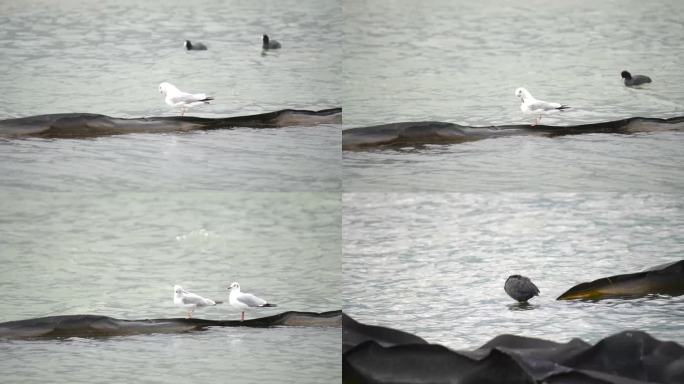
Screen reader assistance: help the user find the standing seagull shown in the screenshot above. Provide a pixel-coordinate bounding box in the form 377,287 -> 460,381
158,82 -> 214,116
504,275 -> 540,303
515,87 -> 570,126
173,285 -> 221,319
621,71 -> 652,87
228,282 -> 276,321
262,34 -> 281,50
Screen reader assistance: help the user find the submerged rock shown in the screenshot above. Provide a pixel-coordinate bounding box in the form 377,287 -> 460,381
557,260 -> 684,300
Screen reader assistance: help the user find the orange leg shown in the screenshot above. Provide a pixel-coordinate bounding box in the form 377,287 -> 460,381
240,312 -> 245,322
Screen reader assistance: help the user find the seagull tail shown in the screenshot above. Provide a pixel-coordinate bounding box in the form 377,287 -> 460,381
214,300 -> 224,305
557,105 -> 571,110
261,303 -> 277,307
201,97 -> 214,103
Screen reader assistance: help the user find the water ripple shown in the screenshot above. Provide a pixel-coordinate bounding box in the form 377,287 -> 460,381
343,193 -> 684,349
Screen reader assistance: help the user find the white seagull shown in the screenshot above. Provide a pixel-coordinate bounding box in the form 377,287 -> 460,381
228,282 -> 276,321
514,87 -> 570,126
159,82 -> 214,116
173,285 -> 221,319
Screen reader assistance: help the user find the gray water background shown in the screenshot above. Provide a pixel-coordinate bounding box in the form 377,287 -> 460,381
2,0 -> 683,381
0,0 -> 341,192
343,0 -> 684,191
0,192 -> 340,383
0,0 -> 341,382
343,193 -> 684,349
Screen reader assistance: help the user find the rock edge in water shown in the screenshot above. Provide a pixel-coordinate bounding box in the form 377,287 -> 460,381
0,108 -> 342,139
343,313 -> 684,384
557,259 -> 684,300
343,116 -> 684,150
0,310 -> 341,339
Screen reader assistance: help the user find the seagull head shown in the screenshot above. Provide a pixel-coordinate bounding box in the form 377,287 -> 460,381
184,40 -> 191,49
159,82 -> 178,96
174,285 -> 184,295
621,70 -> 631,80
514,87 -> 531,101
229,282 -> 240,291
263,35 -> 269,44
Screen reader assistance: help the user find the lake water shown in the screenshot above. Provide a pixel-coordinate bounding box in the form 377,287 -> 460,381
343,0 -> 684,191
3,0 -> 684,380
0,192 -> 341,383
0,0 -> 341,382
0,0 -> 341,192
343,193 -> 684,349
0,128 -> 340,192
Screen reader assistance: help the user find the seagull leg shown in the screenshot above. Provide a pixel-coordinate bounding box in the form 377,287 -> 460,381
180,107 -> 185,117
240,312 -> 244,322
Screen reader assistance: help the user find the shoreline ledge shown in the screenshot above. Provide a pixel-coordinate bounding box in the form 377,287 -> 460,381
343,313 -> 684,384
0,310 -> 342,339
342,116 -> 684,150
0,108 -> 342,139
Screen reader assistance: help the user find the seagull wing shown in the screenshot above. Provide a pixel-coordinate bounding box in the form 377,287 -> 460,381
236,293 -> 267,307
526,99 -> 563,111
182,292 -> 215,306
170,92 -> 211,104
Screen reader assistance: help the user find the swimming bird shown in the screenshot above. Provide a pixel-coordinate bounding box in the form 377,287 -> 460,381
262,34 -> 281,50
515,87 -> 570,126
184,40 -> 207,51
173,285 -> 221,319
228,282 -> 276,321
504,275 -> 540,303
158,82 -> 214,116
621,70 -> 651,87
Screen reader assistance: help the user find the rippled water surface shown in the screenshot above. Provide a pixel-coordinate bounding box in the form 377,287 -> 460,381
0,127 -> 340,192
0,0 -> 341,191
0,192 -> 340,383
343,193 -> 684,349
343,0 -> 684,191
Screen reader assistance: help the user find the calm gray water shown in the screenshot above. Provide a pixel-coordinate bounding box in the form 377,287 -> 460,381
343,193 -> 684,349
343,0 -> 684,191
0,1 -> 341,382
0,192 -> 340,383
0,128 -> 340,192
0,0 -> 341,192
